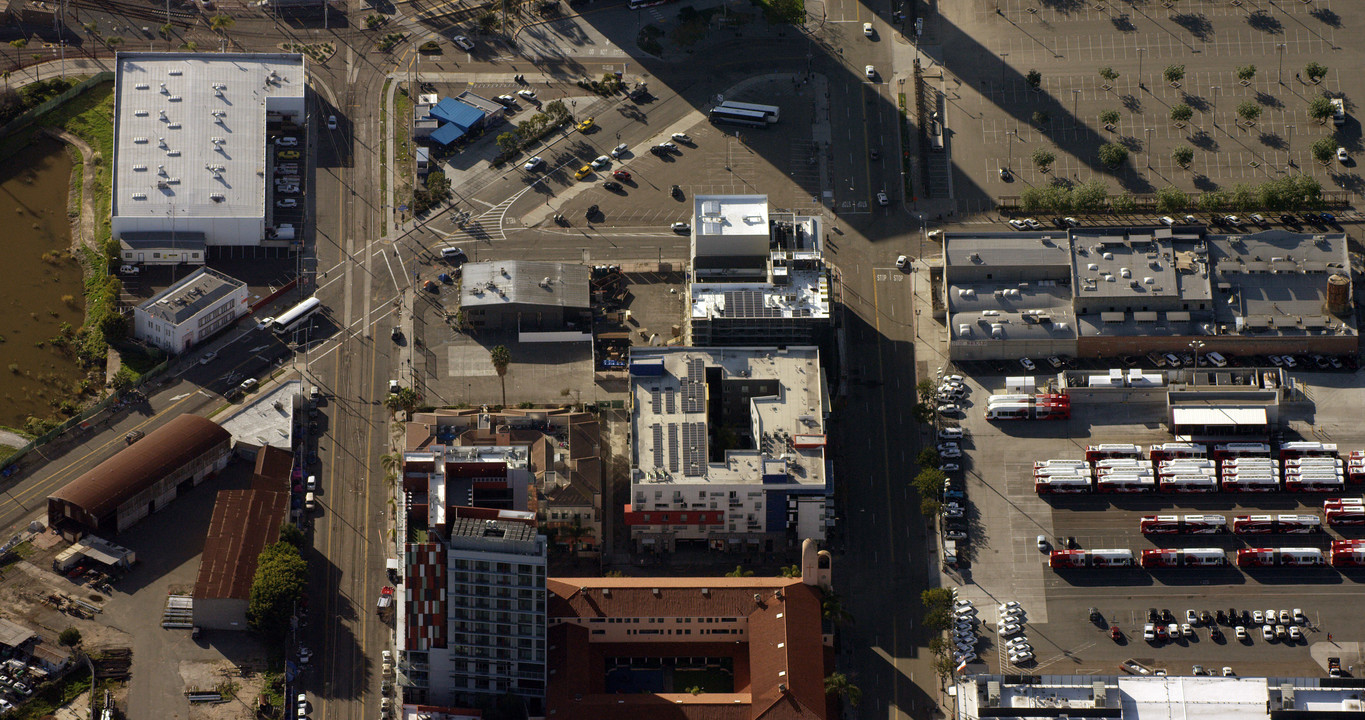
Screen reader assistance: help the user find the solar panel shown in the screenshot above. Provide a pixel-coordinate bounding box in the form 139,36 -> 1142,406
724,290 -> 782,319
682,422 -> 707,476
667,423 -> 680,473
666,387 -> 676,414
652,424 -> 663,469
682,358 -> 706,413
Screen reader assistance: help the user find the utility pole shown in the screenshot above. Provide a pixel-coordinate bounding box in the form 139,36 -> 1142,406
1278,44 -> 1286,85
1210,86 -> 1220,128
1137,47 -> 1145,89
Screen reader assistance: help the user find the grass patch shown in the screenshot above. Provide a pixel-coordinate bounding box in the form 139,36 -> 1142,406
637,25 -> 664,55
671,6 -> 721,46
65,145 -> 83,219
12,669 -> 91,720
393,84 -> 413,211
380,78 -> 389,230
749,0 -> 803,23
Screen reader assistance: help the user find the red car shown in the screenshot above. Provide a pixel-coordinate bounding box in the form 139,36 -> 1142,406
1110,626 -> 1123,642
613,170 -> 631,181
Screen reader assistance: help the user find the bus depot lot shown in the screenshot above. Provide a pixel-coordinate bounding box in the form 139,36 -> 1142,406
952,380 -> 1365,678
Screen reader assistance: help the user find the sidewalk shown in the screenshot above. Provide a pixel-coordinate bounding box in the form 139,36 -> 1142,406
5,55 -> 113,86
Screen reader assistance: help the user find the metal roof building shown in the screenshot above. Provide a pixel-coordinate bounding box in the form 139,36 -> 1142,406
459,261 -> 591,332
110,52 -> 306,250
191,487 -> 289,630
47,414 -> 233,539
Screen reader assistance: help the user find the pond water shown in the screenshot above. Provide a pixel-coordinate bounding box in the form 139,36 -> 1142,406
0,137 -> 92,432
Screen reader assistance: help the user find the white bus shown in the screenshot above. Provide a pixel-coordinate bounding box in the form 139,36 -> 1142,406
709,106 -> 770,129
271,297 -> 323,335
716,101 -> 779,123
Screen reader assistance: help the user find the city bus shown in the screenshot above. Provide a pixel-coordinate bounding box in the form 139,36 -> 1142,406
1096,476 -> 1156,493
716,101 -> 780,123
1034,476 -> 1093,495
270,297 -> 323,335
708,106 -> 770,129
1220,475 -> 1280,493
628,0 -> 676,9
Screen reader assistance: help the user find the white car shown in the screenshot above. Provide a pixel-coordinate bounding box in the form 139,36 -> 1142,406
1223,667 -> 1235,677
955,651 -> 977,664
944,374 -> 964,384
1262,625 -> 1275,641
1008,650 -> 1034,663
1186,609 -> 1198,624
326,115 -> 337,130
119,264 -> 141,274
610,142 -> 629,158
1019,358 -> 1036,371
937,442 -> 960,453
1293,608 -> 1305,624
937,404 -> 961,416
277,198 -> 298,208
1252,610 -> 1264,624
1278,609 -> 1292,624
1036,534 -> 1048,550
939,448 -> 962,459
1338,147 -> 1349,162
275,136 -> 298,146
1159,216 -> 1175,226
998,601 -> 1022,613
453,34 -> 475,51
938,427 -> 964,440
496,94 -> 517,106
865,65 -> 876,79
524,156 -> 544,171
1008,219 -> 1029,230
876,191 -> 889,206
590,155 -> 611,169
953,599 -> 974,610
896,254 -> 908,269
199,351 -> 217,365
1023,218 -> 1043,229
1235,625 -> 1248,640
939,463 -> 960,472
518,89 -> 537,100
388,379 -> 400,393
863,22 -> 873,36
1289,625 -> 1302,641
671,133 -> 691,143
239,378 -> 258,393
1000,622 -> 1023,636
671,222 -> 691,232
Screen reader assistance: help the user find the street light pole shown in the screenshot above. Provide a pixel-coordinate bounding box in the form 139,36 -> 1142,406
1145,128 -> 1152,170
1286,125 -> 1295,170
1189,340 -> 1205,386
1137,48 -> 1145,89
1210,86 -> 1220,128
1278,44 -> 1286,85
1006,129 -> 1016,171
1072,89 -> 1081,129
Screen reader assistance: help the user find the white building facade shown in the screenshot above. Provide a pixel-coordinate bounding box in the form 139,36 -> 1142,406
132,267 -> 248,353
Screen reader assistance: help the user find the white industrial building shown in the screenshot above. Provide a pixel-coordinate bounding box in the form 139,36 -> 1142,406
133,267 -> 248,353
626,346 -> 831,553
111,52 -> 306,260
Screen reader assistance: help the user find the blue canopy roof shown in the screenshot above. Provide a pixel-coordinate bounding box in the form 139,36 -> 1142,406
430,98 -> 485,130
429,123 -> 468,146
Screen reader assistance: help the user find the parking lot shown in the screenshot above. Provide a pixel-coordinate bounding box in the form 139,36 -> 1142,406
938,0 -> 1365,214
938,366 -> 1365,679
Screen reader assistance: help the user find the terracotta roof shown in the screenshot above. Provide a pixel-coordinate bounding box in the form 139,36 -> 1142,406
251,445 -> 293,491
192,489 -> 288,600
547,577 -> 827,720
50,414 -> 230,521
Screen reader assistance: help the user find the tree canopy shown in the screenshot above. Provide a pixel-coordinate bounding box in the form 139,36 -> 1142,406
247,541 -> 308,638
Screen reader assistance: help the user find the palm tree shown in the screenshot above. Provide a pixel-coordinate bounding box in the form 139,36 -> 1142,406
778,564 -> 801,578
724,565 -> 754,578
380,452 -> 402,475
560,520 -> 588,559
210,13 -> 235,34
490,345 -> 511,406
824,672 -> 861,708
820,586 -> 852,626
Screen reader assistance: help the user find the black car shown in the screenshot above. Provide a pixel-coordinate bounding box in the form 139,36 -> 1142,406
1148,608 -> 1160,623
650,146 -> 668,156
1051,217 -> 1069,229
1301,211 -> 1320,223
1161,608 -> 1174,623
603,180 -> 622,191
585,204 -> 599,219
1209,626 -> 1223,642
870,148 -> 880,160
1215,609 -> 1227,625
671,184 -> 683,198
1279,213 -> 1298,224
1200,610 -> 1212,625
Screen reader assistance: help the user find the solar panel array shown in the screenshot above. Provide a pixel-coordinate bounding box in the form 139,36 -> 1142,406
665,387 -> 676,414
667,424 -> 679,473
725,290 -> 781,319
682,422 -> 706,476
682,358 -> 706,413
651,387 -> 661,415
652,424 -> 663,469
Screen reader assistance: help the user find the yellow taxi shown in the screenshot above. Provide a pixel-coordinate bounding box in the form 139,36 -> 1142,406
576,117 -> 595,132
574,165 -> 592,179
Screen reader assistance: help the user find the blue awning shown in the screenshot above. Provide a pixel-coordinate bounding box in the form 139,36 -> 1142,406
429,123 -> 468,146
429,97 -> 485,130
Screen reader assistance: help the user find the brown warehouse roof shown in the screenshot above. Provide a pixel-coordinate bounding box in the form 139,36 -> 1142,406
193,488 -> 288,600
50,414 -> 230,520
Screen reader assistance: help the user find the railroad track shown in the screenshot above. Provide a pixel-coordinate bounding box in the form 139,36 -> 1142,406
70,0 -> 197,24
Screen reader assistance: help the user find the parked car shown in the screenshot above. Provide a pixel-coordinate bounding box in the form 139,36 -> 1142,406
590,155 -> 611,169
670,133 -> 692,143
327,115 -> 338,130
576,117 -> 595,132
524,156 -> 544,171
611,143 -> 629,158
1018,358 -> 1036,371
274,136 -> 298,147
517,89 -> 537,100
613,169 -> 631,180
603,181 -> 622,192
671,222 -> 690,232
453,35 -> 475,51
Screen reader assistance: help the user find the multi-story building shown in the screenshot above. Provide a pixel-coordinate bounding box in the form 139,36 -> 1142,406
686,195 -> 831,347
402,507 -> 547,713
405,408 -> 603,556
627,346 -> 830,553
132,267 -> 248,354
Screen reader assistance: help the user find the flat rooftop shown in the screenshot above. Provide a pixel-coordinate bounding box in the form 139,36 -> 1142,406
948,283 -> 1077,342
112,52 -> 305,222
694,195 -> 770,237
136,267 -> 245,324
944,233 -> 1073,269
957,675 -> 1365,720
218,379 -> 299,449
690,269 -> 830,321
1071,231 -> 1184,300
630,347 -> 826,487
1207,230 -> 1355,337
460,261 -> 590,309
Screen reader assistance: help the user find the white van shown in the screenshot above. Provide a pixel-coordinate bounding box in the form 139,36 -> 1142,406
1205,351 -> 1228,368
306,475 -> 317,492
304,492 -> 316,511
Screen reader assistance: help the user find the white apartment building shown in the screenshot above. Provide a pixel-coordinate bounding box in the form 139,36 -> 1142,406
132,267 -> 248,353
627,347 -> 831,553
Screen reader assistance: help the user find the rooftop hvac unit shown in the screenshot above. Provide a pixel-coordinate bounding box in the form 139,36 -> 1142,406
1121,268 -> 1131,278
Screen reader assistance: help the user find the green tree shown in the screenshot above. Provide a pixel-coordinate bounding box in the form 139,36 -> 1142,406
1198,190 -> 1228,211
820,586 -> 852,625
278,523 -> 305,548
779,564 -> 801,578
1020,187 -> 1046,213
1025,69 -> 1042,89
1111,193 -> 1137,213
543,99 -> 568,120
1070,178 -> 1109,210
1304,62 -> 1328,83
1099,109 -> 1120,127
210,13 -> 234,34
725,565 -> 754,577
916,378 -> 936,403
247,542 -> 307,639
1163,64 -> 1186,85
1031,110 -> 1050,126
1311,136 -> 1338,164
385,386 -> 418,416
106,36 -> 123,48
1237,101 -> 1262,124
1236,64 -> 1257,83
159,22 -> 174,37
1229,183 -> 1257,211
1170,103 -> 1193,124
1171,146 -> 1194,169
1032,148 -> 1055,172
1157,185 -> 1187,211
8,38 -> 26,49
913,468 -> 947,499
920,497 -> 941,517
1041,183 -> 1071,213
496,131 -> 520,154
928,635 -> 949,658
917,448 -> 941,469
58,628 -> 81,647
1098,142 -> 1128,167
824,672 -> 862,708
490,344 -> 511,406
1098,66 -> 1119,83
1308,96 -> 1336,123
